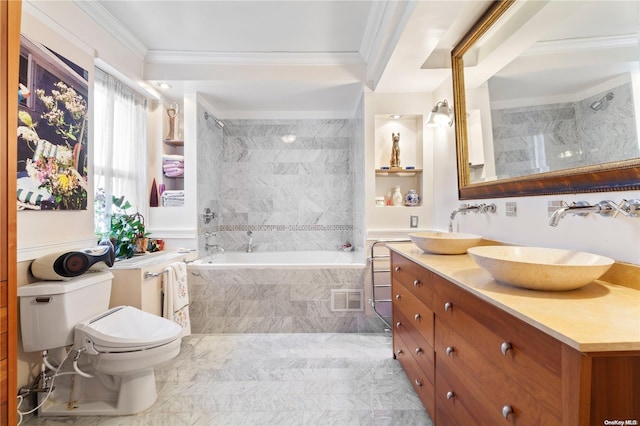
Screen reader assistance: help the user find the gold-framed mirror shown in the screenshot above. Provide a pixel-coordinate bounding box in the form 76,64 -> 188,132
452,0 -> 640,200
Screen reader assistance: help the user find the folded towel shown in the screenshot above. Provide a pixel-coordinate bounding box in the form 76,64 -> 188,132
162,154 -> 184,161
163,262 -> 191,338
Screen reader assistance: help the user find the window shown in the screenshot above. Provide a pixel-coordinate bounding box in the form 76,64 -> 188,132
93,68 -> 147,234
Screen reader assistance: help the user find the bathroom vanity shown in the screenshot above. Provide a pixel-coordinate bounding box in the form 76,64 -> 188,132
388,243 -> 640,426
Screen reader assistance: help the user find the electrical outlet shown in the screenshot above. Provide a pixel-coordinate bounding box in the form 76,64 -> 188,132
410,215 -> 418,228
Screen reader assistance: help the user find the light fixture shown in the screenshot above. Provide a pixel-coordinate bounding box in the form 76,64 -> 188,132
425,99 -> 454,127
389,114 -> 403,119
156,82 -> 171,89
281,134 -> 297,143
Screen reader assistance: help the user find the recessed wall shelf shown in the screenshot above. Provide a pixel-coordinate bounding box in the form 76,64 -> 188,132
164,140 -> 184,146
375,168 -> 422,177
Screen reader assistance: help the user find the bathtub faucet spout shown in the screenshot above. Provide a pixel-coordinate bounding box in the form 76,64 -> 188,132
247,231 -> 253,253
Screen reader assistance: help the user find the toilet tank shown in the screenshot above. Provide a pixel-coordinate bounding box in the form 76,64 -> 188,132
18,271 -> 113,352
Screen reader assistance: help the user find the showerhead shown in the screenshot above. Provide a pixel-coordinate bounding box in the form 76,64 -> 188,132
590,92 -> 614,111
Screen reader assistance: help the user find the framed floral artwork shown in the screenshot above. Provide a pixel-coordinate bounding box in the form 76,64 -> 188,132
17,35 -> 89,211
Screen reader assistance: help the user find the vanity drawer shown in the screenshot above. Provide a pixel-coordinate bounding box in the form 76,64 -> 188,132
391,252 -> 433,307
393,331 -> 435,417
392,280 -> 434,347
432,272 -> 561,377
393,306 -> 434,386
434,360 -> 477,426
435,317 -> 562,422
436,346 -> 561,425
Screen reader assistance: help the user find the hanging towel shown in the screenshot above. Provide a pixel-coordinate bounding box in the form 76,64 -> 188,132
163,262 -> 191,337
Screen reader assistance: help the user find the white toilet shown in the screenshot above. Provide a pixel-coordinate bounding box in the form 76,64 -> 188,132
18,270 -> 182,416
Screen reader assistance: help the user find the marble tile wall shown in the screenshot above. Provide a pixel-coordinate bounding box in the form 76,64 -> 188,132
196,104 -> 223,253
491,82 -> 638,179
197,118 -> 356,252
188,266 -> 387,333
351,98 -> 365,252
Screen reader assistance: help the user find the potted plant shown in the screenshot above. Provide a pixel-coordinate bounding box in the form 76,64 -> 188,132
107,195 -> 150,259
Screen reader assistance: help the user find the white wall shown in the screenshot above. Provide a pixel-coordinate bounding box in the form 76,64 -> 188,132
433,78 -> 640,265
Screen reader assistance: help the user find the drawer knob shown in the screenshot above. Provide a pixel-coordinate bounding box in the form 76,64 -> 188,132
395,349 -> 404,357
444,302 -> 453,312
446,391 -> 455,400
501,342 -> 513,356
396,322 -> 402,328
395,294 -> 401,300
415,347 -> 422,355
415,379 -> 422,387
414,313 -> 420,321
395,266 -> 401,272
446,346 -> 455,356
502,405 -> 514,419
413,279 -> 420,287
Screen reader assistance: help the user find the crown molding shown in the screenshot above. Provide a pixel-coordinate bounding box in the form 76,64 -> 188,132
145,50 -> 365,66
72,0 -> 147,60
524,34 -> 639,56
23,1 -> 96,57
359,0 -> 417,89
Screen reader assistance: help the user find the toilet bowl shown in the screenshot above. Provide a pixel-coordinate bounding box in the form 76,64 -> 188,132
18,271 -> 183,416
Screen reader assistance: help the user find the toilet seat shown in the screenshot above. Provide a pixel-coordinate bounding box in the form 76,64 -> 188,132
75,306 -> 182,353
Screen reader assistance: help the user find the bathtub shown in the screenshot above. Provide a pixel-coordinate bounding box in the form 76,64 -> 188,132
191,250 -> 364,269
186,250 -> 384,334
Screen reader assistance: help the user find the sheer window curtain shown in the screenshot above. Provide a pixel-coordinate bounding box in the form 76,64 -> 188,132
93,67 -> 147,233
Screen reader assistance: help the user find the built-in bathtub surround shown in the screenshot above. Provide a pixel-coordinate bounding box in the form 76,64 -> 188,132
188,257 -> 385,333
197,118 -> 358,252
491,82 -> 638,179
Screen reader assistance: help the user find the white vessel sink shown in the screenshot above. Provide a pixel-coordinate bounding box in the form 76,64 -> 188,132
467,246 -> 615,291
409,231 -> 483,255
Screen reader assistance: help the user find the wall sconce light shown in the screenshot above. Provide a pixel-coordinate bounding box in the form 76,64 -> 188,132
425,99 -> 454,127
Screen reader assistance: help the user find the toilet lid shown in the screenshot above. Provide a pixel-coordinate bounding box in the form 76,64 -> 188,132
76,306 -> 182,352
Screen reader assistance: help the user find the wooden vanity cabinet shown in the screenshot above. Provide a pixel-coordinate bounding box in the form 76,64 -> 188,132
391,252 -> 436,417
390,250 -> 640,426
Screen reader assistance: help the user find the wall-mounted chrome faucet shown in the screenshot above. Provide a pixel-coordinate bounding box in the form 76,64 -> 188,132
246,231 -> 253,253
549,199 -> 640,227
204,232 -> 224,254
449,203 -> 496,232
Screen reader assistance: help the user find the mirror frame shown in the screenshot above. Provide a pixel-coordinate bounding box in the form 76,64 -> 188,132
452,0 -> 640,200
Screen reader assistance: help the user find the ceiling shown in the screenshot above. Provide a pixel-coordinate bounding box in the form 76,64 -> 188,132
77,0 -> 490,118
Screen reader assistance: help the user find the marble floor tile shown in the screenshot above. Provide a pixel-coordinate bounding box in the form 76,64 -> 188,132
22,333 -> 433,426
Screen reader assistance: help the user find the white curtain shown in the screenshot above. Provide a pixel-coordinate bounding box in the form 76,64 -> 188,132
93,68 -> 147,231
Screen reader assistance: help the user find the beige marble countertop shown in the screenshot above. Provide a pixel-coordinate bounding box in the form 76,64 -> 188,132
387,243 -> 640,353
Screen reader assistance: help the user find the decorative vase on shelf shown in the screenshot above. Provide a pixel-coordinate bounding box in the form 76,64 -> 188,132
392,186 -> 404,206
405,189 -> 420,206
